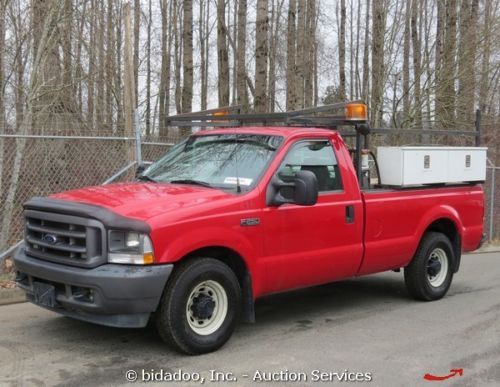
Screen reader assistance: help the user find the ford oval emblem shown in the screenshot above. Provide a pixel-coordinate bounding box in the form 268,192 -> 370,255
42,234 -> 58,244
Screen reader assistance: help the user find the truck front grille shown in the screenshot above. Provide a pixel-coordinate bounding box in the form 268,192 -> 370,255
24,210 -> 106,268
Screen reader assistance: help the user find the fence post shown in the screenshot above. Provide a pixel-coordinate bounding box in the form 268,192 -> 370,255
475,109 -> 481,146
490,167 -> 495,241
134,109 -> 142,165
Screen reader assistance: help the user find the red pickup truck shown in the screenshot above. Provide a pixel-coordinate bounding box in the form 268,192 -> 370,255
14,109 -> 485,354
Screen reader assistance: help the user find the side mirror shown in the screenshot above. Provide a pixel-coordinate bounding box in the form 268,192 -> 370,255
135,163 -> 147,178
267,170 -> 318,206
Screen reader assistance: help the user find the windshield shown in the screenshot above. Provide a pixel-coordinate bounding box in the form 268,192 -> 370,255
140,134 -> 284,192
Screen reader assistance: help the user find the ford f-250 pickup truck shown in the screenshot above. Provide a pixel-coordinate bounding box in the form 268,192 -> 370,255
14,103 -> 485,354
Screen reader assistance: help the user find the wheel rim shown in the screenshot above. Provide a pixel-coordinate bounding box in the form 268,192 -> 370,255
186,280 -> 228,336
426,248 -> 448,287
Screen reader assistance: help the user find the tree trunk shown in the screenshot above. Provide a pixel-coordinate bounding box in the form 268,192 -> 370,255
479,0 -> 492,113
180,0 -> 193,136
237,0 -> 249,111
96,0 -> 105,129
268,0 -> 276,112
0,0 -> 5,135
232,1 -> 238,106
339,0 -> 346,101
436,0 -> 457,128
174,0 -> 182,114
434,0 -> 444,125
145,0 -> 152,135
286,0 -> 297,110
199,0 -> 207,111
217,0 -> 230,107
411,0 -> 421,128
370,0 -> 386,127
62,0 -> 73,110
123,3 -> 136,136
268,0 -> 284,112
457,0 -> 479,126
203,1 -> 210,109
254,0 -> 269,112
87,1 -> 95,129
361,0 -> 370,103
116,4 -> 124,134
402,1 -> 410,123
133,0 -> 140,107
295,0 -> 306,108
181,0 -> 193,116
304,0 -> 315,107
349,0 -> 353,99
106,0 -> 114,132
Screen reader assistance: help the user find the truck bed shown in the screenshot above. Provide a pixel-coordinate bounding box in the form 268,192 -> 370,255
358,184 -> 484,275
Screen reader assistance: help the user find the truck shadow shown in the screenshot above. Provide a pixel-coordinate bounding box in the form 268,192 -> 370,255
41,272 -> 410,352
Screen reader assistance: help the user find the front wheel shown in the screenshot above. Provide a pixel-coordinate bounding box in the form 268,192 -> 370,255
404,232 -> 454,301
156,258 -> 241,355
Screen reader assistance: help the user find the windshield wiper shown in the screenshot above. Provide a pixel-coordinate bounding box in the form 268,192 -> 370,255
169,179 -> 214,188
137,175 -> 157,183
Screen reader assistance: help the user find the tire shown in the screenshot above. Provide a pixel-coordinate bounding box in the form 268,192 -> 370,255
156,258 -> 241,355
404,232 -> 454,301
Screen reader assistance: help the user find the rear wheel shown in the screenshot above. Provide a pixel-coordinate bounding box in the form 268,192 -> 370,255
404,232 -> 454,301
156,258 -> 241,354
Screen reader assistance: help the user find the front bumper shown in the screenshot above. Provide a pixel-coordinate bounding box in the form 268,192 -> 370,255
14,245 -> 172,328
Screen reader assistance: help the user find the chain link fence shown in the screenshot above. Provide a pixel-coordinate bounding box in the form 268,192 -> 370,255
0,117 -> 181,279
1,119 -> 499,281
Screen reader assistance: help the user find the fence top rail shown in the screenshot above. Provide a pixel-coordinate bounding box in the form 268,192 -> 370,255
0,134 -> 137,141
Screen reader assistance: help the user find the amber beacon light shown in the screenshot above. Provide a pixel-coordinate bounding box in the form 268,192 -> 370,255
345,103 -> 368,121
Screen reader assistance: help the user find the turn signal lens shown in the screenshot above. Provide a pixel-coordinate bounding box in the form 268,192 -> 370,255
345,103 -> 368,121
143,252 -> 155,265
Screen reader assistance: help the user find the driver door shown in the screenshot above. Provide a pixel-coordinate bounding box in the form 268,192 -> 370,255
260,138 -> 363,294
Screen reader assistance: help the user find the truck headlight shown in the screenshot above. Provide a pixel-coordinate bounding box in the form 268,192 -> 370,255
108,231 -> 155,265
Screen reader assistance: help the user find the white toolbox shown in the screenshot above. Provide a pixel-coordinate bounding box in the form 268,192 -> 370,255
377,146 -> 487,186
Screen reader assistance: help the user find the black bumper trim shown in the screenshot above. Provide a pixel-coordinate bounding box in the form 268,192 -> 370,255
14,246 -> 172,327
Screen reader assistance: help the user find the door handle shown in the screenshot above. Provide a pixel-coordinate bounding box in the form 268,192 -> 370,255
345,205 -> 355,223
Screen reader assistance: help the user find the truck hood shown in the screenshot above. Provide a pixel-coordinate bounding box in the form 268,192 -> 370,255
50,182 -> 234,221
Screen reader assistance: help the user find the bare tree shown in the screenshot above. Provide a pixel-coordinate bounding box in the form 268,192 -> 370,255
286,0 -> 297,110
174,0 -> 182,114
402,1 -> 410,122
338,0 -> 346,101
133,0 -> 140,107
181,0 -> 193,117
146,0 -> 152,135
371,0 -> 386,126
362,0 -> 370,102
217,0 -> 229,106
411,0 -> 422,127
436,0 -> 458,127
237,0 -> 249,110
159,0 -> 172,135
479,0 -> 492,113
304,0 -> 315,107
199,0 -> 207,110
254,0 -> 269,112
295,0 -> 306,108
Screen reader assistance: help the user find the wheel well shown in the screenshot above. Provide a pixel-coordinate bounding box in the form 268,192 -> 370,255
182,246 -> 255,323
425,218 -> 461,272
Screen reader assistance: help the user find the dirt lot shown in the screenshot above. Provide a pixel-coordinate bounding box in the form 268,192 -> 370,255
0,251 -> 499,387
